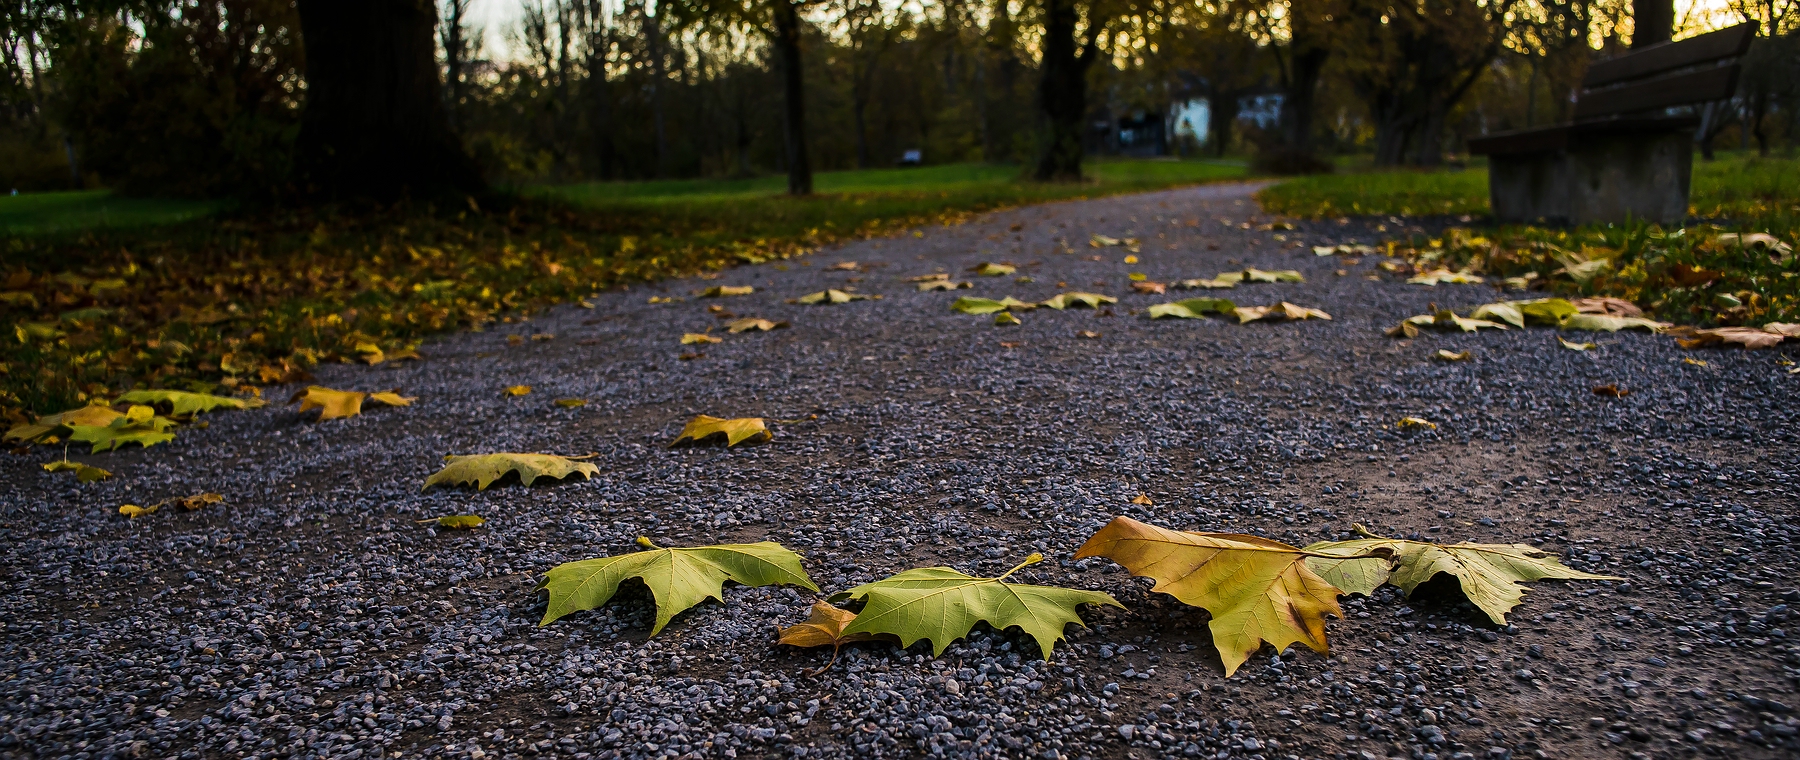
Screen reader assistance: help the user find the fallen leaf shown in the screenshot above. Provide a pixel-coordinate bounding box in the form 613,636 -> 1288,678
1302,525 -> 1618,624
67,405 -> 177,452
1174,277 -> 1239,289
555,398 -> 588,408
831,553 -> 1121,659
1666,326 -> 1785,349
1076,330 -> 1100,339
539,537 -> 819,631
504,385 -> 532,396
1385,321 -> 1420,339
776,601 -> 893,674
648,296 -> 678,304
116,390 -> 265,417
1397,416 -> 1436,430
119,504 -> 155,518
1039,292 -> 1117,310
1561,313 -> 1668,332
1090,234 -> 1123,247
1570,296 -> 1643,317
1764,323 -> 1800,337
952,296 -> 1036,315
795,289 -> 873,305
1683,357 -> 1709,366
1130,281 -> 1166,294
1241,268 -> 1305,283
1436,349 -> 1471,361
423,453 -> 600,490
1397,309 -> 1507,334
671,415 -> 771,447
907,273 -> 950,282
702,285 -> 755,297
827,261 -> 859,271
419,514 -> 486,529
118,492 -> 224,519
993,312 -> 1022,326
679,352 -> 704,360
1237,302 -> 1332,323
1558,336 -> 1598,351
1131,493 -> 1153,505
1407,269 -> 1485,286
1147,298 -> 1236,319
917,279 -> 973,292
291,386 -> 412,420
1592,384 -> 1628,397
968,262 -> 1016,276
999,341 -> 1022,348
42,460 -> 112,482
681,333 -> 722,345
4,403 -> 125,444
1127,272 -> 1148,281
726,318 -> 789,333
531,333 -> 554,342
1074,516 -> 1346,676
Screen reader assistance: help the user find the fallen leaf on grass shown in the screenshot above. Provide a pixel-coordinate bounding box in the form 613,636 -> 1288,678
777,601 -> 894,675
994,312 -> 1022,326
68,405 -> 176,452
681,333 -> 722,345
423,453 -> 600,490
952,296 -> 1036,315
1397,416 -> 1436,429
540,537 -> 818,631
1147,298 -> 1235,319
1436,350 -> 1472,361
290,386 -> 414,420
116,390 -> 265,417
1407,269 -> 1485,286
793,289 -> 875,305
1561,313 -> 1669,333
416,514 -> 486,529
1558,336 -> 1598,351
1039,292 -> 1117,310
702,285 -> 755,297
119,492 -> 223,519
831,553 -> 1121,660
555,398 -> 588,408
1302,524 -> 1618,624
43,460 -> 112,482
1075,517 -> 1348,676
1236,302 -> 1331,323
968,262 -> 1016,276
671,415 -> 771,447
4,403 -> 124,444
1593,384 -> 1628,397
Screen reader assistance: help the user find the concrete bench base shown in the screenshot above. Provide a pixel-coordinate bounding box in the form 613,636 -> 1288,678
1487,127 -> 1693,225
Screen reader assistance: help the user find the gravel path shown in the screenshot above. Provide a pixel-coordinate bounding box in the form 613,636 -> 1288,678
4,181 -> 1799,760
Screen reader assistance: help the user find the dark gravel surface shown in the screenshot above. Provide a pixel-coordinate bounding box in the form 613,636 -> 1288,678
4,181 -> 1799,760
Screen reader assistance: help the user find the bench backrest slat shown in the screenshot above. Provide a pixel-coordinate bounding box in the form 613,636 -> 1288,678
1582,23 -> 1757,89
1573,66 -> 1741,121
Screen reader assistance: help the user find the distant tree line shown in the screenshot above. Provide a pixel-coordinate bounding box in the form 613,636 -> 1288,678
0,0 -> 1795,199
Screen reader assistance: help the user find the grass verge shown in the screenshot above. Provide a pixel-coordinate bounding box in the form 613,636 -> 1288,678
1259,153 -> 1800,328
0,160 -> 1248,419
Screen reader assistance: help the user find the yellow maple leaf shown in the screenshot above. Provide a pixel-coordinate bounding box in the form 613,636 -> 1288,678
670,415 -> 771,447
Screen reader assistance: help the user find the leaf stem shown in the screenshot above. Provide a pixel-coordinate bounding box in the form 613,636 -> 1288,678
997,552 -> 1044,581
1352,523 -> 1388,540
637,536 -> 662,550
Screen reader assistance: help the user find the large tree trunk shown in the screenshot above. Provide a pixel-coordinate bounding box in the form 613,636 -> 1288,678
646,8 -> 670,178
1033,0 -> 1091,181
294,0 -> 484,200
1631,0 -> 1673,48
1208,90 -> 1235,157
771,0 -> 812,195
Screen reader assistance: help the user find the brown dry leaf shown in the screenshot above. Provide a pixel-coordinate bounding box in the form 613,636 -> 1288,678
777,601 -> 891,675
1764,323 -> 1800,337
726,318 -> 789,334
1385,321 -> 1420,339
682,333 -> 723,345
1436,350 -> 1471,362
1668,326 -> 1785,350
827,261 -> 859,271
1592,384 -> 1629,398
1130,493 -> 1153,506
1076,330 -> 1101,339
907,273 -> 950,282
679,352 -> 704,361
1571,297 -> 1643,317
1130,281 -> 1167,295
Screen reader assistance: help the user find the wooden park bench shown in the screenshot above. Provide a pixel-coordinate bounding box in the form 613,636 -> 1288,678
1468,23 -> 1758,225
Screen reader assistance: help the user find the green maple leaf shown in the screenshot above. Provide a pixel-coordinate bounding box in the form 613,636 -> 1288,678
539,537 -> 819,632
831,554 -> 1122,660
116,389 -> 266,417
1303,524 -> 1620,624
1038,292 -> 1116,310
422,453 -> 600,490
951,296 -> 1035,315
1147,298 -> 1236,319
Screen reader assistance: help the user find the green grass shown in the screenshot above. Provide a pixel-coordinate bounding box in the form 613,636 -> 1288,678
1259,152 -> 1800,221
0,190 -> 224,234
